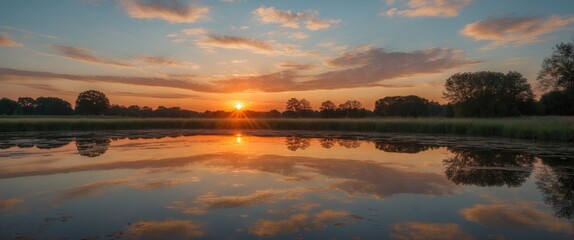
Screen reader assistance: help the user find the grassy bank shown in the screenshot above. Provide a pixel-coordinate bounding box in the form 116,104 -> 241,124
0,117 -> 573,142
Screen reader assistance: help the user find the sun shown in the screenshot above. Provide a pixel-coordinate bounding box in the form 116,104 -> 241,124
235,103 -> 243,110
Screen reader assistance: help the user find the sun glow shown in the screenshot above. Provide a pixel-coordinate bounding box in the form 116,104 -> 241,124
235,103 -> 243,110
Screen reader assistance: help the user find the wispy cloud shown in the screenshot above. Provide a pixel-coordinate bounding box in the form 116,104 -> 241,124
0,33 -> 23,47
460,15 -> 574,47
279,62 -> 317,70
383,0 -> 473,18
195,34 -> 311,56
120,0 -> 209,23
251,209 -> 352,237
56,179 -> 128,202
136,55 -> 198,69
0,46 -> 477,93
252,6 -> 340,31
51,45 -> 131,67
0,198 -> 22,210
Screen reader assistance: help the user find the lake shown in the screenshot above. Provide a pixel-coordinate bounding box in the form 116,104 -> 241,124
0,130 -> 572,239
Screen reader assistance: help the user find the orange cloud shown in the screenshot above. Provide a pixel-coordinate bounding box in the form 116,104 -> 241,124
461,15 -> 574,47
279,62 -> 317,70
1,47 -> 475,93
136,55 -> 198,69
51,45 -> 130,67
383,0 -> 472,18
461,200 -> 572,233
252,6 -> 340,31
0,33 -> 22,47
389,222 -> 475,240
120,0 -> 209,23
196,188 -> 307,209
127,219 -> 205,239
197,34 -> 274,53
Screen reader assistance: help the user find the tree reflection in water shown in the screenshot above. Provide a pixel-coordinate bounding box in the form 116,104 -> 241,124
75,136 -> 111,158
374,140 -> 439,154
536,157 -> 574,220
285,136 -> 310,151
443,149 -> 535,187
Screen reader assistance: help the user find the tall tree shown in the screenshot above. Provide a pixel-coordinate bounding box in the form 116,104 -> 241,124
320,100 -> 337,118
0,98 -> 22,115
537,39 -> 574,92
35,97 -> 73,115
443,71 -> 535,117
75,90 -> 110,115
18,97 -> 36,115
285,98 -> 300,112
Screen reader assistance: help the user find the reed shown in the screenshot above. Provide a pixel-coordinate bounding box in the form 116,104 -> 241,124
0,116 -> 572,142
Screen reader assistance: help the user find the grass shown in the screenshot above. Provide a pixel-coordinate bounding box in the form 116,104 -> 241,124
0,116 -> 573,142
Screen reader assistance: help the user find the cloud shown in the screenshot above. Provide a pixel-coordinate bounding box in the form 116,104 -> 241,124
196,34 -> 274,53
279,62 -> 317,70
286,31 -> 310,40
136,55 -> 198,69
113,91 -> 203,99
460,15 -> 574,47
134,176 -> 199,190
51,45 -> 131,67
389,222 -> 475,240
461,200 -> 572,233
252,6 -> 340,31
120,0 -> 209,23
383,0 -> 472,18
181,27 -> 208,36
0,33 -> 22,47
0,47 -> 475,93
127,219 -> 205,239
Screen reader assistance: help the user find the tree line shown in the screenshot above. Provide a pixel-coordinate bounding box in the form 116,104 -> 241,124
1,39 -> 573,118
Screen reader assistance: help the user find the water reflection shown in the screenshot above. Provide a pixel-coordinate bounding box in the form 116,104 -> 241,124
285,136 -> 310,151
374,140 -> 439,154
1,131 -> 574,239
75,136 -> 111,157
443,149 -> 535,187
536,157 -> 574,220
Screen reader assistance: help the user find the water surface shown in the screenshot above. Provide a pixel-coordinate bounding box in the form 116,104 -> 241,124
0,130 -> 573,239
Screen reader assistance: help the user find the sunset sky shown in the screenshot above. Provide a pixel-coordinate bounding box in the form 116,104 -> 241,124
1,0 -> 573,111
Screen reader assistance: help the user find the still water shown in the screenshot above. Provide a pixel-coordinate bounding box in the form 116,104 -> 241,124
0,130 -> 573,239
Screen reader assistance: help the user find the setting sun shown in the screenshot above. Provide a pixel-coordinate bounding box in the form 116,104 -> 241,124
235,103 -> 243,110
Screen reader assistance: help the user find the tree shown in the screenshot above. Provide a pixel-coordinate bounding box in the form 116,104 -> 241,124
0,98 -> 22,115
443,71 -> 535,117
540,90 -> 574,115
338,100 -> 365,118
537,39 -> 574,92
18,97 -> 36,115
35,97 -> 73,115
320,100 -> 337,118
285,98 -> 300,112
374,95 -> 435,117
75,90 -> 110,115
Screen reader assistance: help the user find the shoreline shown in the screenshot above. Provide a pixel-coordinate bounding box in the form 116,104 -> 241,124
0,117 -> 573,142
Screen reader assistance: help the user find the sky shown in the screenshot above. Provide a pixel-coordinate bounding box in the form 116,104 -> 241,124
1,0 -> 574,111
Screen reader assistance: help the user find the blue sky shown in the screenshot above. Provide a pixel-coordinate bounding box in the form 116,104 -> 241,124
1,0 -> 573,111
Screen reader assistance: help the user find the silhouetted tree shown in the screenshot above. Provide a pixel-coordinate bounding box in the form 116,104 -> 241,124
0,98 -> 22,115
75,90 -> 110,115
374,95 -> 438,117
18,97 -> 36,115
338,100 -> 365,118
540,90 -> 574,115
537,39 -> 574,92
320,100 -> 337,118
374,140 -> 439,154
320,138 -> 336,148
443,71 -> 535,117
35,97 -> 73,115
